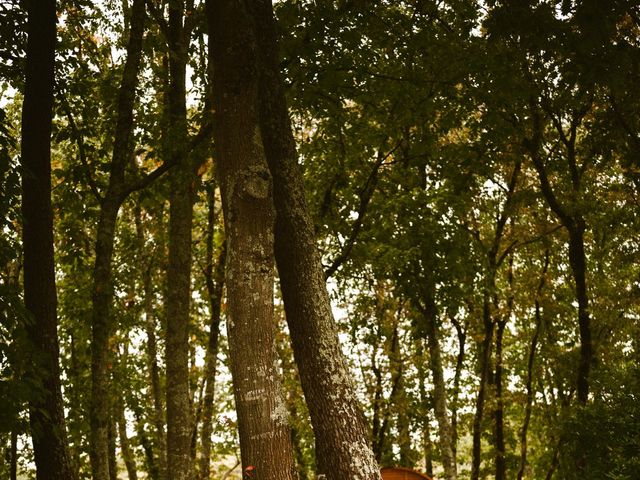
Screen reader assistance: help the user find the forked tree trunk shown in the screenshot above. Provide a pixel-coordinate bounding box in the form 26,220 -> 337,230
21,1 -> 77,479
209,1 -> 297,478
250,1 -> 381,478
89,2 -> 146,478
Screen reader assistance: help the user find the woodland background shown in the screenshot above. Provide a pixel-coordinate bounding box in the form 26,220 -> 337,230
1,0 -> 639,479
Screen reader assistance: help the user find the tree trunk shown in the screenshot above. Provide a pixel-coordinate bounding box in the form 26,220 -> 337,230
209,1 -> 297,478
165,1 -> 194,476
416,289 -> 457,480
199,185 -> 226,480
517,250 -> 549,480
567,223 -> 591,404
416,341 -> 434,478
137,207 -> 168,480
10,430 -> 17,480
20,1 -> 77,479
450,315 -> 466,456
471,293 -> 495,480
250,2 -> 381,478
89,1 -> 146,478
117,395 -> 139,480
493,318 -> 507,480
528,110 -> 593,405
108,415 -> 118,480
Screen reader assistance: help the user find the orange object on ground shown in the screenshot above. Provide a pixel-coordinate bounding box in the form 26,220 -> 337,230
381,466 -> 433,480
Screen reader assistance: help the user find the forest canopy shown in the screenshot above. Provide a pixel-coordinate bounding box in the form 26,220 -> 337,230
1,1 -> 639,479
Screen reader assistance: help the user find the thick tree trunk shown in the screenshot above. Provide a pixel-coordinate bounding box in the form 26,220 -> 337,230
89,2 -> 146,478
250,2 -> 381,478
165,0 -> 194,474
209,1 -> 297,478
20,2 -> 76,479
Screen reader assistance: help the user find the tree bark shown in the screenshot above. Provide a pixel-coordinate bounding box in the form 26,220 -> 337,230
20,1 -> 77,479
209,1 -> 297,478
250,1 -> 381,478
117,390 -> 138,480
165,1 -> 195,477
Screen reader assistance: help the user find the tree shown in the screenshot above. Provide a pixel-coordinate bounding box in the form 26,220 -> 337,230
252,1 -> 382,477
208,0 -> 297,478
20,1 -> 76,478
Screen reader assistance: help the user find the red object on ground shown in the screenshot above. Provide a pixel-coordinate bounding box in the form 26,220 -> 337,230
381,466 -> 434,480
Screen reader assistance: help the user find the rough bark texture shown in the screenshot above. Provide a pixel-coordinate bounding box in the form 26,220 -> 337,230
250,1 -> 381,478
20,1 -> 77,479
89,2 -> 145,478
209,1 -> 297,478
165,2 -> 194,478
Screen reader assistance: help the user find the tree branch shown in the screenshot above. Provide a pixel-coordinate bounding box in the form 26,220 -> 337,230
324,140 -> 401,279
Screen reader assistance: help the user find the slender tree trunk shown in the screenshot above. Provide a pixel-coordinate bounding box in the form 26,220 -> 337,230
416,288 -> 457,480
471,292 -> 495,480
199,185 -> 226,480
417,341 -> 434,478
108,415 -> 118,480
117,396 -> 139,480
20,2 -> 76,479
10,430 -> 17,480
450,315 -> 466,456
163,1 -> 195,479
136,207 -> 168,480
494,318 -> 507,480
209,1 -> 297,478
517,250 -> 549,480
89,2 -> 146,478
567,224 -> 591,404
250,2 -> 381,478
